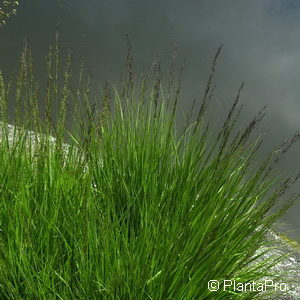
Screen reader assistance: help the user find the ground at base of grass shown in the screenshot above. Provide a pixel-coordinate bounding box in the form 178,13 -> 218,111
258,230 -> 300,299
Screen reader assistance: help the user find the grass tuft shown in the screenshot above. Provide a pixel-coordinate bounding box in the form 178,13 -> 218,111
0,34 -> 299,299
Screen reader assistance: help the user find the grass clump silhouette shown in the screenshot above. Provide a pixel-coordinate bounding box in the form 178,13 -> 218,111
0,33 -> 299,299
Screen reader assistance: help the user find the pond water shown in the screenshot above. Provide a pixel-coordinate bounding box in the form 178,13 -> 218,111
0,0 -> 300,242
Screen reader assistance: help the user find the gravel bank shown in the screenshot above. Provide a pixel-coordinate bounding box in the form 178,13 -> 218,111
256,229 -> 300,299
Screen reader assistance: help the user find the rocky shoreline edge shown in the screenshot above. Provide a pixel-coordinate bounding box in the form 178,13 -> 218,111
256,229 -> 300,299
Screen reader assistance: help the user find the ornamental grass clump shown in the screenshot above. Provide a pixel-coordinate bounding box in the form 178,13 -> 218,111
0,34 -> 299,299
